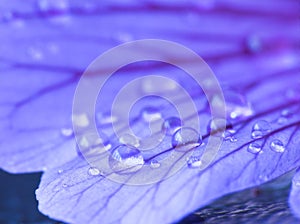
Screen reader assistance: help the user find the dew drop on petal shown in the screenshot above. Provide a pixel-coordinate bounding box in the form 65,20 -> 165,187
222,129 -> 237,142
207,118 -> 227,134
187,156 -> 202,168
251,120 -> 272,139
172,127 -> 201,150
162,117 -> 182,136
150,160 -> 161,169
247,142 -> 262,154
270,139 -> 285,153
60,128 -> 73,137
109,145 -> 144,174
57,169 -> 63,174
141,107 -> 162,122
88,167 -> 102,176
223,89 -> 254,120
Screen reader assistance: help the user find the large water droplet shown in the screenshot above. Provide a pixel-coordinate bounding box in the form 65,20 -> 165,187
223,89 -> 254,120
162,117 -> 182,136
187,156 -> 202,168
247,142 -> 262,154
270,139 -> 285,153
141,107 -> 162,122
109,145 -> 144,174
251,120 -> 272,139
88,167 -> 102,176
172,127 -> 201,150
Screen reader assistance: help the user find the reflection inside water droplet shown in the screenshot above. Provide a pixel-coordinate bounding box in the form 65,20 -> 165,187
270,139 -> 285,153
109,145 -> 144,174
150,160 -> 161,169
247,142 -> 262,154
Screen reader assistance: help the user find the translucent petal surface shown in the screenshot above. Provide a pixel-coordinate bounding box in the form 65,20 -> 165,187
290,169 -> 300,219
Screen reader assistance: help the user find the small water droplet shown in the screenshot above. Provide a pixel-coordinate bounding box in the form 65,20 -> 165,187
187,156 -> 202,168
61,128 -> 73,137
270,139 -> 285,153
57,169 -> 63,174
223,89 -> 254,120
222,129 -> 237,142
150,160 -> 161,169
109,145 -> 144,174
281,109 -> 292,118
277,117 -> 287,124
251,120 -> 272,139
76,132 -> 111,158
38,0 -> 69,12
247,142 -> 262,154
28,47 -> 43,60
96,112 -> 118,126
162,117 -> 182,136
62,183 -> 68,188
246,35 -> 262,54
119,133 -> 140,147
141,107 -> 162,122
140,76 -> 178,94
73,113 -> 90,128
88,167 -> 102,176
293,179 -> 300,187
172,127 -> 201,150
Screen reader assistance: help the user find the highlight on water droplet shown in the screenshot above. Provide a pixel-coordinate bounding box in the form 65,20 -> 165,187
172,127 -> 201,150
162,117 -> 182,136
109,145 -> 144,174
251,120 -> 272,139
270,139 -> 285,153
222,129 -> 237,142
247,142 -> 262,154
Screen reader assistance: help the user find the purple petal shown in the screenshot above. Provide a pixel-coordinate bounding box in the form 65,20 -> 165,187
290,169 -> 300,219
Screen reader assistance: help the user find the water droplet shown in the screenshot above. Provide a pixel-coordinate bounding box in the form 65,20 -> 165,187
73,113 -> 90,128
60,128 -> 73,137
222,129 -> 237,142
28,47 -> 43,60
187,156 -> 202,168
172,127 -> 201,150
251,120 -> 272,139
162,117 -> 182,136
150,160 -> 161,169
109,145 -> 144,174
207,118 -> 227,134
246,35 -> 262,54
119,133 -> 140,147
88,167 -> 102,176
281,109 -> 292,118
270,139 -> 285,153
76,132 -> 111,158
62,183 -> 68,188
141,76 -> 178,95
277,117 -> 287,124
57,169 -> 63,174
38,0 -> 69,12
96,112 -> 118,125
247,142 -> 262,154
293,179 -> 300,187
141,107 -> 162,122
223,89 -> 253,120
